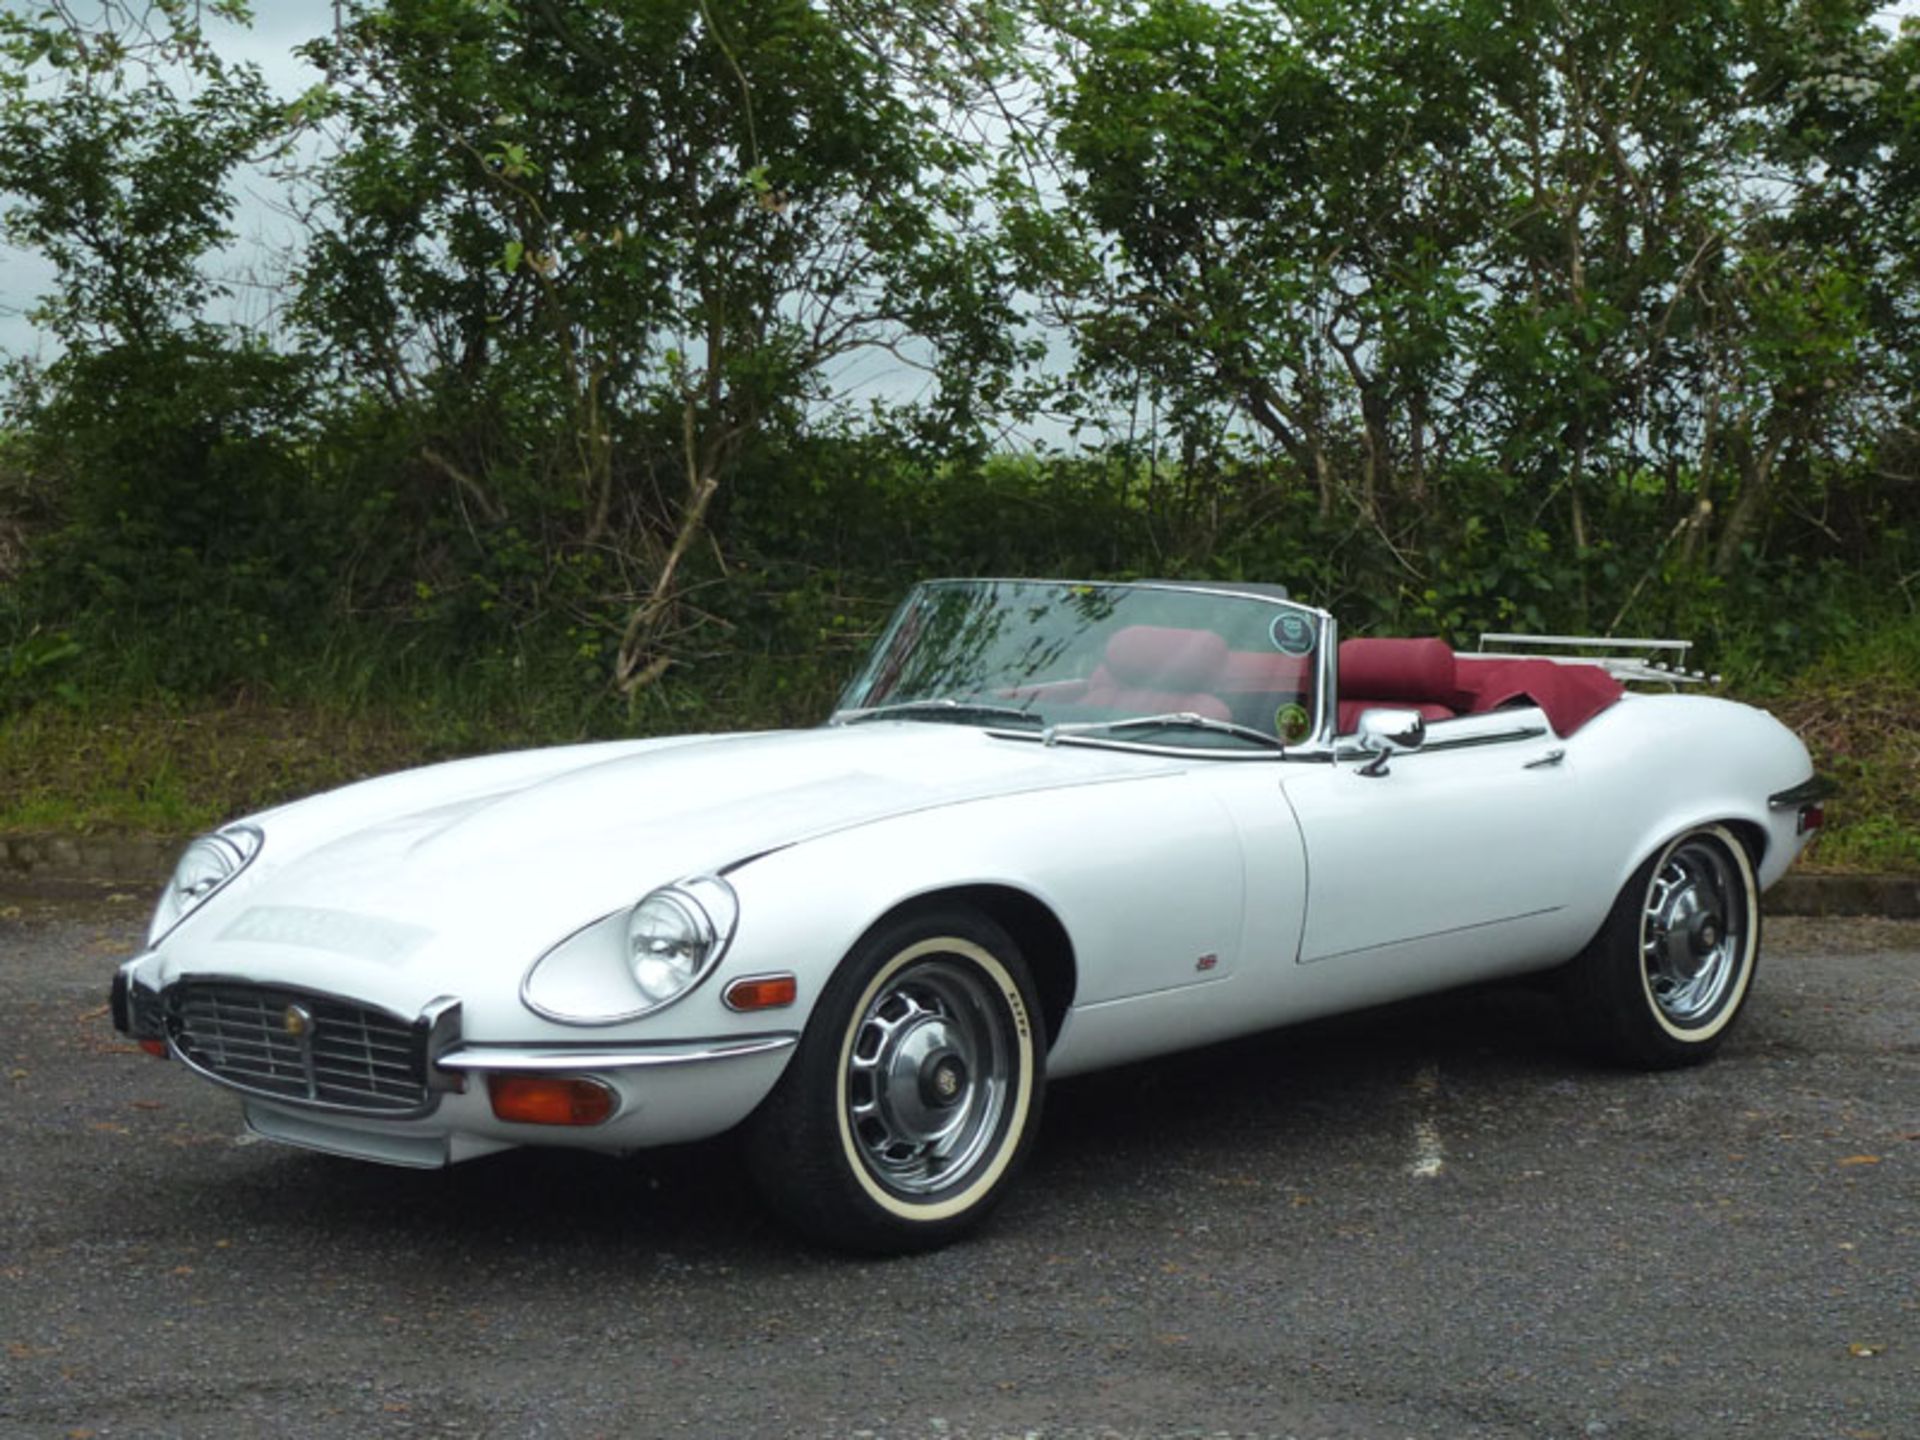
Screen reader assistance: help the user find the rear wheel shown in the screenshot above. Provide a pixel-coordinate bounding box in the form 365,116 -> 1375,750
1565,824 -> 1760,1069
745,906 -> 1044,1253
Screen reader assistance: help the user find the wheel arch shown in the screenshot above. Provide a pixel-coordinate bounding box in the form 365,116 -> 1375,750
859,884 -> 1077,1049
1609,807 -> 1773,907
1723,817 -> 1768,871
1572,694 -> 1812,898
1573,811 -> 1771,962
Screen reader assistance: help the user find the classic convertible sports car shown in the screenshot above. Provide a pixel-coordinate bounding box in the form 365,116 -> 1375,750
111,579 -> 1828,1251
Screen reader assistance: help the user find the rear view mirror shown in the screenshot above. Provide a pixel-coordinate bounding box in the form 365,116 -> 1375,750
1354,708 -> 1427,777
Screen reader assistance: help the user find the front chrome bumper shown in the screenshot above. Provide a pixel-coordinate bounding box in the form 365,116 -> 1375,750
111,953 -> 799,1166
435,1035 -> 797,1073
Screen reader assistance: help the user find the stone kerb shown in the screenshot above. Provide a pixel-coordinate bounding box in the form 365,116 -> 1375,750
0,833 -> 179,886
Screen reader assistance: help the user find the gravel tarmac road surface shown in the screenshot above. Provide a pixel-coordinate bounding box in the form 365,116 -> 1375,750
2,890 -> 1915,1440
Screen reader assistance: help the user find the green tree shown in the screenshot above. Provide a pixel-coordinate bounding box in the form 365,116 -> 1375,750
0,0 -> 277,352
295,0 -> 1031,691
0,2 -> 324,688
1034,0 -> 1906,620
1037,0 -> 1499,521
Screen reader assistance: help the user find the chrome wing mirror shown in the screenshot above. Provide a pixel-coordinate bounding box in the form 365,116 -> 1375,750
1353,708 -> 1427,778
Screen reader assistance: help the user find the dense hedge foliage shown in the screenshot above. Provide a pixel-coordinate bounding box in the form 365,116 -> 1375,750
5,418 -> 1909,725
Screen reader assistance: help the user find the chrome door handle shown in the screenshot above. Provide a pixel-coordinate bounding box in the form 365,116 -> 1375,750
1524,748 -> 1566,769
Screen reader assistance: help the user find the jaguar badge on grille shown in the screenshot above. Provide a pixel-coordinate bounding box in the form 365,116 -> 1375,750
167,981 -> 429,1113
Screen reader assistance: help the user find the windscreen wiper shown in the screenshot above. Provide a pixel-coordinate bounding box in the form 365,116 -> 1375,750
833,697 -> 1043,727
1042,712 -> 1286,751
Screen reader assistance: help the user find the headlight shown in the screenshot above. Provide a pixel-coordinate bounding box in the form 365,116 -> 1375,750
625,877 -> 737,1010
149,824 -> 263,944
629,891 -> 714,1002
521,875 -> 739,1025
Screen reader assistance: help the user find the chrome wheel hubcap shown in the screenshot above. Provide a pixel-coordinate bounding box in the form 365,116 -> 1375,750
1642,840 -> 1745,1027
846,959 -> 1011,1196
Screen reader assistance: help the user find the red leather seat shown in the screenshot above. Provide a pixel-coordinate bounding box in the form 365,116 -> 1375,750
1336,637 -> 1458,733
1082,625 -> 1230,721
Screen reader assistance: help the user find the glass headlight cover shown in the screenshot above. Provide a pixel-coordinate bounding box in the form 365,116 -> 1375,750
521,876 -> 739,1025
148,824 -> 263,944
629,891 -> 712,1002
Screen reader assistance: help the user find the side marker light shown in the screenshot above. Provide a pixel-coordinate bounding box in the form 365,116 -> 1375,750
724,974 -> 798,1012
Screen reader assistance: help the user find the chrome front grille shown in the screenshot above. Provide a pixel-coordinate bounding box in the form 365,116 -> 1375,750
168,981 -> 429,1114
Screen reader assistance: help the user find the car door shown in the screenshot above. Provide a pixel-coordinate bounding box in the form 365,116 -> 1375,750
1279,711 -> 1591,978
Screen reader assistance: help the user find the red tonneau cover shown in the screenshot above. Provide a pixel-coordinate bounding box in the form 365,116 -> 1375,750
1335,638 -> 1625,737
1451,656 -> 1623,737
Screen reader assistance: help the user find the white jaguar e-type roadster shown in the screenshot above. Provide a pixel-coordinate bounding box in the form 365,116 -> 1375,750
112,579 -> 1828,1251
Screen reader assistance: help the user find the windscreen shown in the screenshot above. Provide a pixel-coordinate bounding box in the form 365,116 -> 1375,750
837,580 -> 1322,748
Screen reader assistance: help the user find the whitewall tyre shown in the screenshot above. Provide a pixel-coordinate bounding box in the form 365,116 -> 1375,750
745,905 -> 1045,1253
1566,823 -> 1761,1069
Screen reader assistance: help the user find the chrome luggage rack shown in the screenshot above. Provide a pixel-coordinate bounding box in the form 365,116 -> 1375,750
1472,633 -> 1719,688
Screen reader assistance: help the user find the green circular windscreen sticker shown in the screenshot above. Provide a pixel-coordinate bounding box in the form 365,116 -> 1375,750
1275,703 -> 1311,743
1270,612 -> 1317,656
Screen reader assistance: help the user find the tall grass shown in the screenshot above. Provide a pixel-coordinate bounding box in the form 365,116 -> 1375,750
1766,615 -> 1920,871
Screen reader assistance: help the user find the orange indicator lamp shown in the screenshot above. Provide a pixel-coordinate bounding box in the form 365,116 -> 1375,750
723,974 -> 798,1011
487,1074 -> 617,1126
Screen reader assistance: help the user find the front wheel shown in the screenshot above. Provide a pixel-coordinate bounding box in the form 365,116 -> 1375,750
1564,824 -> 1761,1069
745,906 -> 1044,1253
